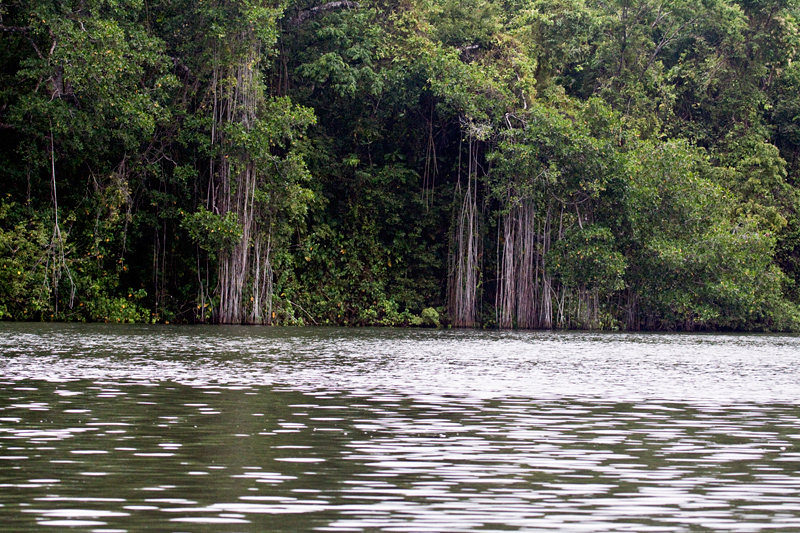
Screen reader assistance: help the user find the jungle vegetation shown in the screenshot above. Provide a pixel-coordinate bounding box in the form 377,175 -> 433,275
1,0 -> 799,331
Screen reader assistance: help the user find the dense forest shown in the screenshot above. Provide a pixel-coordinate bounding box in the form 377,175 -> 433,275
1,0 -> 799,330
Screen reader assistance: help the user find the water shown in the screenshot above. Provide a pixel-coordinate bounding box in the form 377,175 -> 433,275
1,324 -> 800,532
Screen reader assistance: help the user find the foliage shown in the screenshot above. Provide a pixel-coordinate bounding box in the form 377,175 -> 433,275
548,225 -> 626,293
622,140 -> 791,330
1,0 -> 799,331
181,209 -> 244,258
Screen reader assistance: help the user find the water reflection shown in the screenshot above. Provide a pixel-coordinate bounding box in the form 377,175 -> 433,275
1,324 -> 800,532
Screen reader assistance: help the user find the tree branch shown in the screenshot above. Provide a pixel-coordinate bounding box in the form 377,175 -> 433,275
457,44 -> 480,52
0,25 -> 30,33
0,25 -> 45,58
290,1 -> 359,25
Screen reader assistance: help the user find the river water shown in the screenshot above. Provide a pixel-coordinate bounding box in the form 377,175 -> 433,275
1,324 -> 800,532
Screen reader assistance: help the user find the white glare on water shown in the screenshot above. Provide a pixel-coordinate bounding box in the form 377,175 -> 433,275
1,324 -> 800,532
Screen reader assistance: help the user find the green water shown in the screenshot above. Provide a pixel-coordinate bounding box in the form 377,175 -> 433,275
1,324 -> 800,532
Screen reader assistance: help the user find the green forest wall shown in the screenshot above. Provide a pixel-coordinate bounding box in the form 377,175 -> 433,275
1,0 -> 799,330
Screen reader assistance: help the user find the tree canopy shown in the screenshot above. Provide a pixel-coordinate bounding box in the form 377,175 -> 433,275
1,0 -> 799,330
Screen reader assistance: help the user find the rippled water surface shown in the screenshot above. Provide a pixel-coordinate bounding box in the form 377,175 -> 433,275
1,324 -> 800,532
